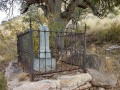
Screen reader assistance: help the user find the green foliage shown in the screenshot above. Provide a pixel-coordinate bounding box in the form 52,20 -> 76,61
94,21 -> 120,44
0,72 -> 6,90
23,5 -> 47,30
49,21 -> 65,32
33,31 -> 39,56
1,20 -> 7,24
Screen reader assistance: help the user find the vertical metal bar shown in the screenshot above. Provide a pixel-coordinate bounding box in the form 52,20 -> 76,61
51,31 -> 52,71
63,32 -> 68,70
83,29 -> 87,73
70,32 -> 72,69
60,32 -> 62,71
55,31 -> 57,71
17,36 -> 20,63
21,36 -> 23,69
45,29 -> 47,76
79,34 -> 82,67
38,30 -> 40,74
75,32 -> 77,69
30,30 -> 34,81
70,31 -> 74,69
20,36 -> 23,69
17,30 -> 89,79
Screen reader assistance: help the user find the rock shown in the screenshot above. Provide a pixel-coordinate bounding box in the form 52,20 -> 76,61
77,82 -> 92,90
61,88 -> 70,90
7,78 -> 21,90
59,73 -> 92,89
86,54 -> 104,72
5,60 -> 29,90
106,45 -> 120,55
40,80 -> 61,89
6,59 -> 118,90
6,60 -> 94,90
8,73 -> 93,90
13,81 -> 51,90
98,87 -> 105,90
89,87 -> 105,90
9,78 -> 60,90
5,60 -> 22,80
106,45 -> 120,51
9,79 -> 61,90
87,69 -> 117,88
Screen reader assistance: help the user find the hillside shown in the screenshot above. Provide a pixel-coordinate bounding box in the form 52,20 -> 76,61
0,13 -> 120,89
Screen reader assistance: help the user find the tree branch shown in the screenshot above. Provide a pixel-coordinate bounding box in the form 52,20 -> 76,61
46,0 -> 62,14
61,0 -> 78,19
37,4 -> 47,17
84,0 -> 101,16
78,3 -> 87,9
21,0 -> 45,14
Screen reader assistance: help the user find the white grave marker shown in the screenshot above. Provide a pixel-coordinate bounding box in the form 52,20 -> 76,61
34,25 -> 56,72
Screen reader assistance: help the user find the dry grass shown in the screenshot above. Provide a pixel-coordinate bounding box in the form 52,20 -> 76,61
18,73 -> 29,81
85,21 -> 120,44
87,43 -> 120,89
87,44 -> 120,72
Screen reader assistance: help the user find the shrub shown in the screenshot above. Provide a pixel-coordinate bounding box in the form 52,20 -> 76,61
0,72 -> 6,90
94,21 -> 120,44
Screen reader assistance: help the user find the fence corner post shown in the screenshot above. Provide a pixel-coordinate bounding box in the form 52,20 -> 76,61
83,24 -> 87,73
30,29 -> 34,81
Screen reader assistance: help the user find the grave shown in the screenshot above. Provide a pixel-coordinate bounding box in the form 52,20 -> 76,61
34,25 -> 56,72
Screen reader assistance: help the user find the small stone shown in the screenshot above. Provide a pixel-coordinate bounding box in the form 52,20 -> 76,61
13,81 -> 51,90
61,88 -> 70,90
98,87 -> 105,90
40,80 -> 60,89
78,82 -> 92,90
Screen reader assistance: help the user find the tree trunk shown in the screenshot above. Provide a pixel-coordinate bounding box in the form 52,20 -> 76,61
47,14 -> 69,50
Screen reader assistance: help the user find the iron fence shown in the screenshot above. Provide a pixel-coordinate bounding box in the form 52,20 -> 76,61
17,29 -> 86,81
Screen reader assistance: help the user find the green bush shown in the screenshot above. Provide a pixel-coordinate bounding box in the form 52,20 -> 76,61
33,31 -> 39,57
94,21 -> 120,44
0,72 -> 6,90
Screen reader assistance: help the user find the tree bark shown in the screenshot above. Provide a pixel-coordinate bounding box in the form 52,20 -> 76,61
47,14 -> 68,50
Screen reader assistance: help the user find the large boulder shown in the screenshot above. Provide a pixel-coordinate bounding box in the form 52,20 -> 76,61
12,73 -> 92,90
87,69 -> 117,88
5,61 -> 93,90
13,80 -> 60,90
5,60 -> 22,80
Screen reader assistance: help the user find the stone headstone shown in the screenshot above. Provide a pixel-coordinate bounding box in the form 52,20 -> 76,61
34,25 -> 56,72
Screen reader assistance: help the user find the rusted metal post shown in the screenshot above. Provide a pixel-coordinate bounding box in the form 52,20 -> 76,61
83,23 -> 87,73
29,16 -> 34,81
29,29 -> 34,81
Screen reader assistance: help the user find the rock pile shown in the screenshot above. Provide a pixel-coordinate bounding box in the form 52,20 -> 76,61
5,60 -> 118,90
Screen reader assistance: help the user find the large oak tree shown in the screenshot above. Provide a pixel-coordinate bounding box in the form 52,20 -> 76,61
1,0 -> 120,30
0,0 -> 120,48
